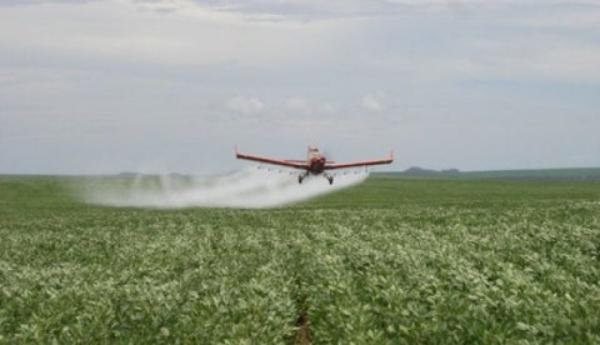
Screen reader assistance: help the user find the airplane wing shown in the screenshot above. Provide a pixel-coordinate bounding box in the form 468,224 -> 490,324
236,148 -> 309,169
324,152 -> 393,170
284,159 -> 309,164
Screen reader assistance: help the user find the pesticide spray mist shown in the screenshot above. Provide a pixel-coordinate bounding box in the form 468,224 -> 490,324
80,167 -> 369,209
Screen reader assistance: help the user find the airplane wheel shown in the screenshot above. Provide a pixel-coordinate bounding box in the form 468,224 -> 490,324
328,177 -> 334,185
298,175 -> 303,184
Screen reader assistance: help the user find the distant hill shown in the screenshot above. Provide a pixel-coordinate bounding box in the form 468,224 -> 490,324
402,166 -> 462,177
377,167 -> 600,181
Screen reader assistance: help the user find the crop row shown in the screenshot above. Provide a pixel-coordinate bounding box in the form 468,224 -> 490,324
1,177 -> 600,344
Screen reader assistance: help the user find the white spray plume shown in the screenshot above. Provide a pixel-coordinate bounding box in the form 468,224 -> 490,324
80,167 -> 368,209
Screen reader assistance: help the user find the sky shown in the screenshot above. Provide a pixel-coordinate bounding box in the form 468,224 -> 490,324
1,0 -> 599,174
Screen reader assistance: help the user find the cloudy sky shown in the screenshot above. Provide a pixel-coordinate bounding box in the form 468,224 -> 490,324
1,0 -> 599,174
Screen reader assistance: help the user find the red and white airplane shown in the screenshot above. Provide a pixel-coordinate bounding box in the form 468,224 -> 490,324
235,146 -> 393,185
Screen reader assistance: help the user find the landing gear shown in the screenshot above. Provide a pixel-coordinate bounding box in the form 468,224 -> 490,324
298,172 -> 309,184
324,173 -> 334,185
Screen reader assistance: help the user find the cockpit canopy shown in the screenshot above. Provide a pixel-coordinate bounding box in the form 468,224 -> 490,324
307,146 -> 322,159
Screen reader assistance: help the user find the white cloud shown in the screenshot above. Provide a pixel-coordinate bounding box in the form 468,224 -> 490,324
361,92 -> 385,112
5,0 -> 600,19
449,35 -> 600,84
0,0 -> 98,5
133,0 -> 600,22
0,0 -> 357,67
2,0 -> 600,173
226,96 -> 265,114
319,103 -> 337,113
283,97 -> 311,113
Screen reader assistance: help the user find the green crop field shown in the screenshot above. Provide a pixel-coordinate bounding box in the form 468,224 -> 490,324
1,175 -> 600,344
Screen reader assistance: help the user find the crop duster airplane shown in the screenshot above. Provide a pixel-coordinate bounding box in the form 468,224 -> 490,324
236,146 -> 393,185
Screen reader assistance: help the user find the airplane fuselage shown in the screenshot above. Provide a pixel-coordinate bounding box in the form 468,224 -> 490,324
308,156 -> 327,174
299,146 -> 332,184
306,146 -> 327,174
